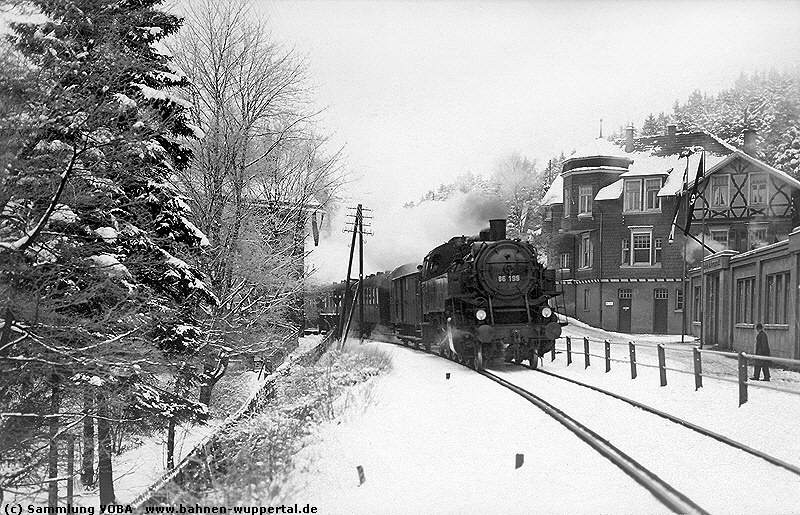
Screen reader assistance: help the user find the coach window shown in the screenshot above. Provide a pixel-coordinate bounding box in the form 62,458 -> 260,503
710,175 -> 730,208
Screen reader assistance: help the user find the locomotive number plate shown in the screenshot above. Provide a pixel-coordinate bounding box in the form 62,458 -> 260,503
497,274 -> 521,282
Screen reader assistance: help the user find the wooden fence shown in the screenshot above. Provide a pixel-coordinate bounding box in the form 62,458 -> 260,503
551,336 -> 800,406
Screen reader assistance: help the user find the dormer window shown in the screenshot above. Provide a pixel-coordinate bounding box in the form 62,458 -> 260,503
624,178 -> 663,213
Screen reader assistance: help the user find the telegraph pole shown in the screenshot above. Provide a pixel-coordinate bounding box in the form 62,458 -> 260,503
339,204 -> 372,348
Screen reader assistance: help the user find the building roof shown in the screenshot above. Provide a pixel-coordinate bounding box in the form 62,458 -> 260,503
625,130 -> 737,157
620,154 -> 674,178
569,137 -> 632,160
595,179 -> 624,201
541,174 -> 563,206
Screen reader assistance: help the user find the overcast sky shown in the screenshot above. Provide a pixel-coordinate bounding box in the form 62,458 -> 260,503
258,0 -> 800,206
248,0 -> 800,279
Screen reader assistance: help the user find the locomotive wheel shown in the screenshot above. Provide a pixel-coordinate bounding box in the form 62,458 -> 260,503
475,345 -> 484,371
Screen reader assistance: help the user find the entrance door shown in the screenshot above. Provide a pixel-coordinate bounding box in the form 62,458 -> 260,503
653,288 -> 668,334
618,289 -> 632,332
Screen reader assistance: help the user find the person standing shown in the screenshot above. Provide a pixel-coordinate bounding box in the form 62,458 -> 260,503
751,323 -> 771,381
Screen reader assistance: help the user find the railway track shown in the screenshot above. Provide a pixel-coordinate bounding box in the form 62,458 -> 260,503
385,335 -> 800,513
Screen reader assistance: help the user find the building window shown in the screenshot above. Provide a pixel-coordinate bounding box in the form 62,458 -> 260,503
619,289 -> 632,299
710,175 -> 729,208
621,238 -> 630,264
583,289 -> 590,310
748,226 -> 768,250
710,229 -> 729,247
632,232 -> 652,265
645,178 -> 662,211
693,285 -> 701,322
750,173 -> 767,205
624,178 -> 662,212
736,277 -> 755,324
765,272 -> 790,325
675,288 -> 684,311
544,207 -> 552,221
578,185 -> 593,215
654,237 -> 663,263
624,179 -> 641,212
579,233 -> 593,268
564,187 -> 571,218
654,288 -> 668,300
560,253 -> 571,269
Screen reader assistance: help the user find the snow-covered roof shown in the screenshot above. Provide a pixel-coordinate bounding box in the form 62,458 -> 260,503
540,174 -> 563,206
620,154 -> 673,178
568,137 -> 631,161
595,179 -> 624,201
656,151 -> 794,197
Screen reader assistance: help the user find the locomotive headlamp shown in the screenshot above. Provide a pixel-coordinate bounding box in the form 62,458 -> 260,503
475,309 -> 487,321
541,306 -> 552,318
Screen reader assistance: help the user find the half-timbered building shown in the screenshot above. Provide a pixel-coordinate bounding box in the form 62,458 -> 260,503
542,125 -> 800,355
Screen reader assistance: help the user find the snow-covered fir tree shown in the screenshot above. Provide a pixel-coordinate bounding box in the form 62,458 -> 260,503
0,0 -> 216,504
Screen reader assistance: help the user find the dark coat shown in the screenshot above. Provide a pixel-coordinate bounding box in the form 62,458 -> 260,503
755,330 -> 771,356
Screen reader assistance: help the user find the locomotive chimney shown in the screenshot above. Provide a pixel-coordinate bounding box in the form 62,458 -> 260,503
489,219 -> 507,241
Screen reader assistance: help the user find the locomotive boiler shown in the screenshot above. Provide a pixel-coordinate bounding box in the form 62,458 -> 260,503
415,219 -> 562,370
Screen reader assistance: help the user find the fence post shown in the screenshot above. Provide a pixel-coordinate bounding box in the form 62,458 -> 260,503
566,336 -> 572,366
584,337 -> 590,369
551,343 -> 556,362
629,342 -> 637,379
657,344 -> 667,386
738,352 -> 748,406
693,347 -> 703,390
604,340 -> 611,373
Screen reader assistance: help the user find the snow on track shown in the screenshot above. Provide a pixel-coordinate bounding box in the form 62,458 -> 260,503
282,341 -> 669,514
490,364 -> 800,514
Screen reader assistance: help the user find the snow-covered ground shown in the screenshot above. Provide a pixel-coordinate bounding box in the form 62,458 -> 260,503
4,337 -> 326,508
280,321 -> 800,514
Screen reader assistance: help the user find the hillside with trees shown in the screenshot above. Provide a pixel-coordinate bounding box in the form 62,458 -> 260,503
628,69 -> 800,178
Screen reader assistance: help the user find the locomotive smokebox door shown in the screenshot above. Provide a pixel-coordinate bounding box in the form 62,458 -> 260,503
477,324 -> 494,343
545,321 -> 562,340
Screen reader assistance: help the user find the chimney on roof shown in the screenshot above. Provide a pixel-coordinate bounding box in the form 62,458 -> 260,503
743,129 -> 757,157
667,124 -> 677,150
625,125 -> 634,153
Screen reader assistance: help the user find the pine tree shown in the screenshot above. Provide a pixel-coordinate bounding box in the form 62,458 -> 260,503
1,0 -> 215,504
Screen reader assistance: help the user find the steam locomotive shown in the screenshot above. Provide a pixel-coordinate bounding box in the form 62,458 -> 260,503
309,219 -> 563,370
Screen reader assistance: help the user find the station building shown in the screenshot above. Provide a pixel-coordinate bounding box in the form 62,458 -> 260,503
541,125 -> 800,358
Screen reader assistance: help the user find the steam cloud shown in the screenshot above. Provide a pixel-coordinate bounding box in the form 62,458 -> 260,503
307,191 -> 508,283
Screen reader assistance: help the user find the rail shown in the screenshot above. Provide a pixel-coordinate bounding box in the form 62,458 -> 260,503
480,370 -> 709,515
